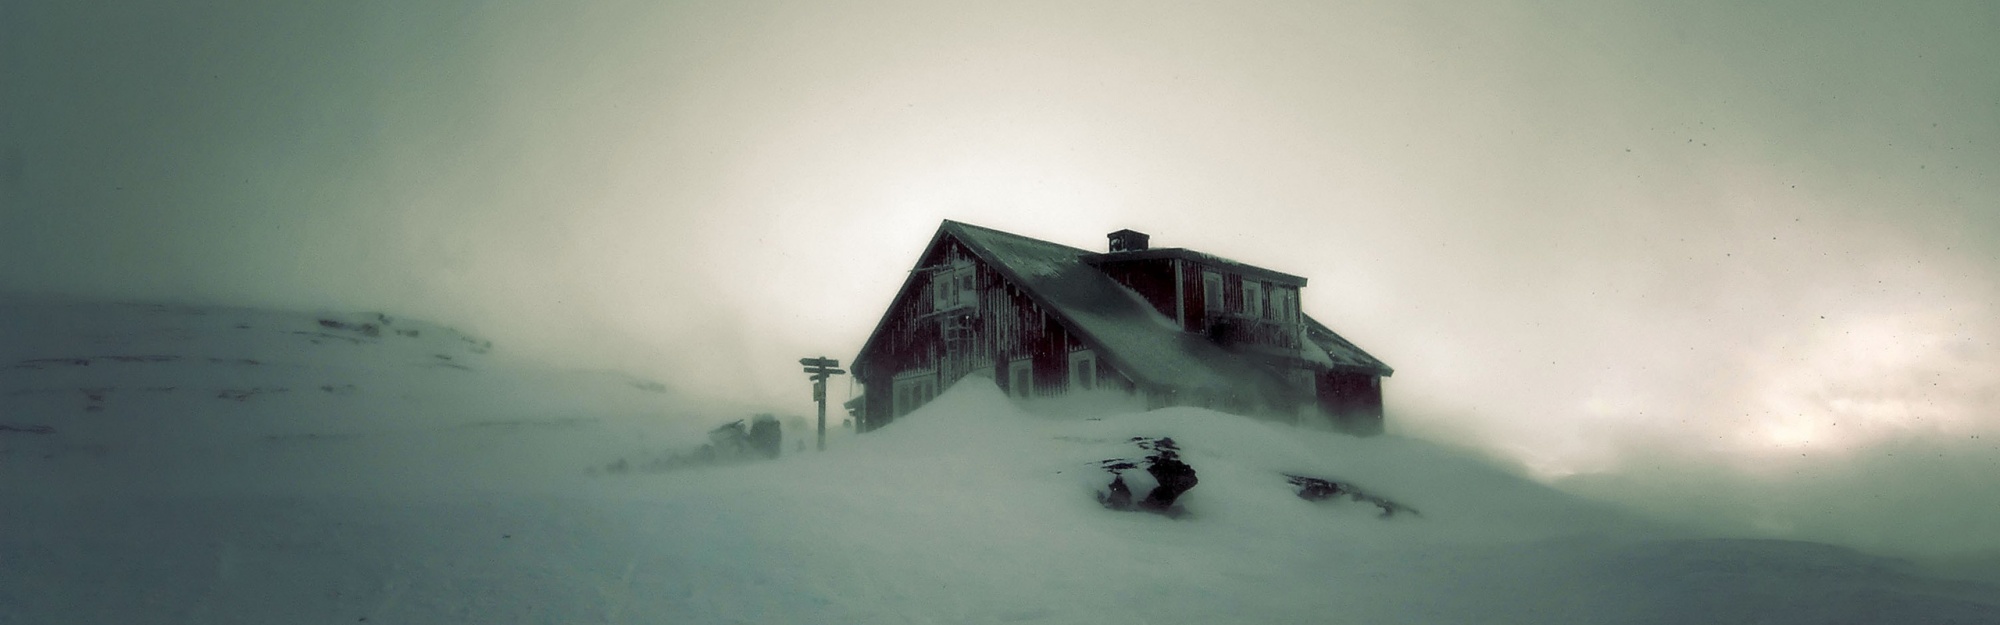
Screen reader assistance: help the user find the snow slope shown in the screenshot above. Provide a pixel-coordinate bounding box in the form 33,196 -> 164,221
0,297 -> 714,496
4,297 -> 1997,624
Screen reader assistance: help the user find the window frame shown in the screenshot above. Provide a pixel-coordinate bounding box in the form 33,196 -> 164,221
891,368 -> 938,417
1008,358 -> 1033,398
1202,270 -> 1223,314
931,261 -> 976,312
1067,350 -> 1097,391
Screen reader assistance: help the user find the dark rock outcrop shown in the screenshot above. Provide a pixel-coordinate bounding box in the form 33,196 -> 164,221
591,414 -> 789,475
1285,473 -> 1418,518
747,414 -> 781,459
0,423 -> 56,435
1097,436 -> 1199,516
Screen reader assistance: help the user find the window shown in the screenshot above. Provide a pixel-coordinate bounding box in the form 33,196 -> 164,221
943,314 -> 975,351
1272,287 -> 1295,324
1009,358 -> 1032,398
1202,270 -> 1223,314
892,370 -> 938,417
1243,281 -> 1264,318
931,272 -> 950,311
1068,350 -> 1096,390
932,261 -> 975,312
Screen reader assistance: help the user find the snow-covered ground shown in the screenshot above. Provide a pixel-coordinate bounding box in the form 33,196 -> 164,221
4,297 -> 1997,624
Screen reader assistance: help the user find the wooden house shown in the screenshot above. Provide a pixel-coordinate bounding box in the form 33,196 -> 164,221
849,220 -> 1393,434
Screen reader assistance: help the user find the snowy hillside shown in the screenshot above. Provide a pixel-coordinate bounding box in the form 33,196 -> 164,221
4,297 -> 1998,624
0,297 -> 716,495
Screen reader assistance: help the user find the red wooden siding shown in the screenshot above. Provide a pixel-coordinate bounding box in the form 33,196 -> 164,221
1178,263 -> 1303,352
1093,258 -> 1181,325
1180,260 -> 1205,332
1093,255 -> 1311,354
1318,371 -> 1384,434
858,234 -> 1132,431
855,224 -> 1385,435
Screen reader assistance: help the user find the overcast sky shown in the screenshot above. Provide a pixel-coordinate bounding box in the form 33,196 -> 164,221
5,1 -> 1997,554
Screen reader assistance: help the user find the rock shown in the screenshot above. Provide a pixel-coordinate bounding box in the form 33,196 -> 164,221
593,414 -> 792,476
1141,454 -> 1198,511
1100,473 -> 1133,510
748,414 -> 781,459
707,419 -> 751,455
1096,436 -> 1198,516
1284,474 -> 1418,518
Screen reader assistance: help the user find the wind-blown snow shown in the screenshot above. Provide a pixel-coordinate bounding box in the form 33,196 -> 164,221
0,298 -> 711,496
3,297 -> 1997,623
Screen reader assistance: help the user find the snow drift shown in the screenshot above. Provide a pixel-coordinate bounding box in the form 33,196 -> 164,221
3,296 -> 1997,624
0,297 -> 719,496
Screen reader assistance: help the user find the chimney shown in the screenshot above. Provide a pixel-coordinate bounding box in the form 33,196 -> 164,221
1107,229 -> 1150,252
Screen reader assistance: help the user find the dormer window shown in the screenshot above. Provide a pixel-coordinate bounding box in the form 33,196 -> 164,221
1271,287 -> 1295,324
1243,281 -> 1264,318
1203,270 -> 1223,314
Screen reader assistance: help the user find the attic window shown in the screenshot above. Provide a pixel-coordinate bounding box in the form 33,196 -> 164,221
932,261 -> 976,312
1243,281 -> 1264,318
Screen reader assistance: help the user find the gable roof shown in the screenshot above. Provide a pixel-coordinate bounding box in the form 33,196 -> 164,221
852,220 -> 1391,398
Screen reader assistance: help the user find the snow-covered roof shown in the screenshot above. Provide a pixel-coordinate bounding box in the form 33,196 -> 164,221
1083,248 -> 1307,287
1303,314 -> 1394,376
932,221 -> 1391,395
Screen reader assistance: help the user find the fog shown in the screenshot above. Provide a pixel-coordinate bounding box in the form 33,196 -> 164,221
5,1 -> 1997,555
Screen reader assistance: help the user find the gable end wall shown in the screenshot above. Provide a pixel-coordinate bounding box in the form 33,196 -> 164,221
858,235 -> 1132,430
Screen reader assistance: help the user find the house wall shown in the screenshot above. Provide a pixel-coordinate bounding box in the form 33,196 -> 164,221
855,238 -> 975,431
1093,255 -> 1305,354
1094,258 -> 1180,324
858,235 -> 1132,431
1180,262 -> 1302,352
1179,259 -> 1204,332
1317,371 -> 1385,435
858,233 -> 1367,434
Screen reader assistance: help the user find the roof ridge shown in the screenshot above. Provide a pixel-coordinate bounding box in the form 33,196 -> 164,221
942,220 -> 1095,256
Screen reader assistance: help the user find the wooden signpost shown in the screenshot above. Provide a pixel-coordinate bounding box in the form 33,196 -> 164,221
800,356 -> 845,451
